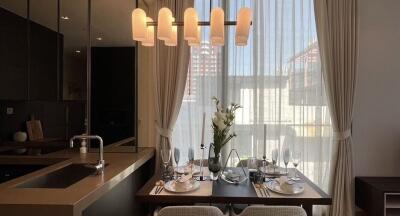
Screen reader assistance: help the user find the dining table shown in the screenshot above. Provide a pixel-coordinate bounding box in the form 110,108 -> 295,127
136,168 -> 332,216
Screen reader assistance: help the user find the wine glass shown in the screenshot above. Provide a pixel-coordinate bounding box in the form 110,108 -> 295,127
271,149 -> 278,173
160,143 -> 171,180
291,150 -> 301,181
174,147 -> 180,178
188,147 -> 194,174
283,148 -> 290,175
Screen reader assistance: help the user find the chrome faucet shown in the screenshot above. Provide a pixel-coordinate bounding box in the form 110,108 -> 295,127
70,135 -> 105,174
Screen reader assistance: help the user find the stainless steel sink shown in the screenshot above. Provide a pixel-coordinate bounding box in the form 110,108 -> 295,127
17,163 -> 105,188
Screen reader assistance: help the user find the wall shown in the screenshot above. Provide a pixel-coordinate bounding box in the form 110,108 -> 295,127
353,0 -> 400,177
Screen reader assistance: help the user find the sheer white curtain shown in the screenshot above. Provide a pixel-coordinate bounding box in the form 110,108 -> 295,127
173,0 -> 333,197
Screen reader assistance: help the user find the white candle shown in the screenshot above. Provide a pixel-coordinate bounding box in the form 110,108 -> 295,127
263,124 -> 267,157
201,112 -> 206,145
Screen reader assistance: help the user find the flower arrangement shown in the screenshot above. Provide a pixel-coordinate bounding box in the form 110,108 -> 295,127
211,96 -> 241,156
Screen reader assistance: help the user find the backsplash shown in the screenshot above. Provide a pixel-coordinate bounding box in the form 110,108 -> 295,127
0,100 -> 85,142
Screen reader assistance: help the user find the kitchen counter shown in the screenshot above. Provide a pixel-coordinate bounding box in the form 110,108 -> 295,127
0,146 -> 155,216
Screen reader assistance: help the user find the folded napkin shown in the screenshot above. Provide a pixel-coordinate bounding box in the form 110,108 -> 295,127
225,170 -> 241,182
275,176 -> 295,193
177,173 -> 192,183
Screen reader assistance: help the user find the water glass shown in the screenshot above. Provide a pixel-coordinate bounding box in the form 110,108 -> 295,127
291,150 -> 301,181
247,157 -> 258,181
283,148 -> 290,174
271,149 -> 278,173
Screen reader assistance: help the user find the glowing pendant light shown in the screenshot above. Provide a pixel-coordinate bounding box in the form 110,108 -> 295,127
184,8 -> 198,41
235,8 -> 252,46
165,18 -> 177,46
157,8 -> 173,41
188,26 -> 201,47
210,8 -> 224,46
132,8 -> 147,41
141,17 -> 155,47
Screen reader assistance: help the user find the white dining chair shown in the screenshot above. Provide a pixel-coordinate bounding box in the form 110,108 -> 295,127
157,206 -> 227,216
235,206 -> 307,216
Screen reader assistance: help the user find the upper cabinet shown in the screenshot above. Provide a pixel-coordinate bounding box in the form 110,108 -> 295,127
0,0 -> 64,101
0,6 -> 28,100
29,21 -> 63,100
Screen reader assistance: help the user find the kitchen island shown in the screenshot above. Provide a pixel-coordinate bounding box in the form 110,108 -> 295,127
0,146 -> 155,216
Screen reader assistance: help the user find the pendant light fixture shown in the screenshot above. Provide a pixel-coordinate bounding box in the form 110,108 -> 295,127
165,18 -> 178,46
131,8 -> 147,41
132,1 -> 252,47
210,8 -> 224,46
157,8 -> 173,41
235,8 -> 252,46
188,26 -> 201,47
141,17 -> 155,47
184,8 -> 198,41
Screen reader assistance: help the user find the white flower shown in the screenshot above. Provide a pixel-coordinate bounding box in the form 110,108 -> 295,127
215,111 -> 227,121
212,117 -> 227,131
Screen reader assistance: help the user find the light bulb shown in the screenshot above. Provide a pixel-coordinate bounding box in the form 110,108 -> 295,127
142,17 -> 154,47
235,8 -> 252,46
157,8 -> 173,41
188,26 -> 201,46
132,8 -> 147,41
184,8 -> 198,41
210,8 -> 224,46
165,18 -> 177,46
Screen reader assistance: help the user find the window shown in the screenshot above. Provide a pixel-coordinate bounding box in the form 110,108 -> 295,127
173,0 -> 333,192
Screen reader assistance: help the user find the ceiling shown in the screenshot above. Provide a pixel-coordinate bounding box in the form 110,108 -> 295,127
0,0 -> 139,53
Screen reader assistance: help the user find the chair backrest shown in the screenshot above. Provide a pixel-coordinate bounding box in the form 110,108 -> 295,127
158,206 -> 225,216
236,159 -> 267,167
238,206 -> 307,216
194,159 -> 208,167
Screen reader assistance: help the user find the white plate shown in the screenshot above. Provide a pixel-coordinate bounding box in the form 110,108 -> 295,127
265,180 -> 304,195
164,179 -> 201,193
175,165 -> 200,174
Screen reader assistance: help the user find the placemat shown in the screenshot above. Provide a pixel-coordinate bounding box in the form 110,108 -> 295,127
252,181 -> 322,198
149,181 -> 213,196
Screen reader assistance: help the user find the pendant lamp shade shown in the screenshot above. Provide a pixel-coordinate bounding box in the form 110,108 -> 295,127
184,8 -> 198,41
132,8 -> 147,41
188,26 -> 201,46
142,17 -> 154,47
235,8 -> 252,46
157,8 -> 173,41
165,17 -> 177,46
210,8 -> 224,46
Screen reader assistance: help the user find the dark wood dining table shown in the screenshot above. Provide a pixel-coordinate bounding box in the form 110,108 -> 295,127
136,168 -> 332,215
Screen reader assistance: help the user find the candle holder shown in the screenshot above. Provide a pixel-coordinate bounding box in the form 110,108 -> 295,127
197,143 -> 207,181
262,155 -> 267,182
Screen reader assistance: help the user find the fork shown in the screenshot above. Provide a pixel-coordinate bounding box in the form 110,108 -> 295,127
262,184 -> 271,197
255,184 -> 266,197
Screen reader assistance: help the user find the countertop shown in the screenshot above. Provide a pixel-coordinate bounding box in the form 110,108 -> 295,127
0,146 -> 155,216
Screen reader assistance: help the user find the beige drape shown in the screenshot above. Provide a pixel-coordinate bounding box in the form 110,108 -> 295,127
314,0 -> 359,215
152,0 -> 193,169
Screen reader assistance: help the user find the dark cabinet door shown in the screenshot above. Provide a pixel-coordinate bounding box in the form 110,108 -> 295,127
0,8 -> 28,100
91,47 -> 135,145
29,22 -> 60,100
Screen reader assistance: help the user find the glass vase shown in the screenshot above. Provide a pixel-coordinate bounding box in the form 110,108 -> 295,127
208,143 -> 222,180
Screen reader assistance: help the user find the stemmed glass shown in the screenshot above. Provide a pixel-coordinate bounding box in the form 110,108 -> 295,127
291,150 -> 301,181
283,148 -> 290,175
188,147 -> 194,174
174,147 -> 180,179
271,149 -> 278,173
160,142 -> 171,180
